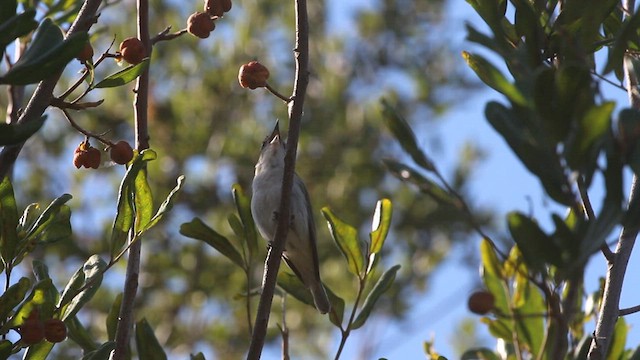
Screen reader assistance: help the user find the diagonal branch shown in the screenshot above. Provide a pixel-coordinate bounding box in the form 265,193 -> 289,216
246,0 -> 309,358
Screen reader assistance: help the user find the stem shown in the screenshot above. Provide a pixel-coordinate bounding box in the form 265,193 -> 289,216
334,278 -> 366,360
0,0 -> 102,179
587,0 -> 640,354
112,0 -> 151,358
246,0 -> 309,358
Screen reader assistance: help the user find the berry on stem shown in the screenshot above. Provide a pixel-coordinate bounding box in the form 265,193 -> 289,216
119,37 -> 146,65
188,12 -> 215,39
110,141 -> 134,165
238,61 -> 270,90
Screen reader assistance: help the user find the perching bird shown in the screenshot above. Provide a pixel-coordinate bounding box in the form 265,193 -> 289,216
250,121 -> 331,314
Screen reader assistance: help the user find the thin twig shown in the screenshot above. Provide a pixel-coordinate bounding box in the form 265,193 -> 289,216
577,176 -> 615,263
266,83 -> 293,103
151,26 -> 188,44
246,0 -> 309,358
59,108 -> 114,147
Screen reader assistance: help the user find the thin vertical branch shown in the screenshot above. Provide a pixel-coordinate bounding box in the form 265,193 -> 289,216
111,0 -> 151,358
246,0 -> 309,358
588,1 -> 639,357
0,0 -> 102,179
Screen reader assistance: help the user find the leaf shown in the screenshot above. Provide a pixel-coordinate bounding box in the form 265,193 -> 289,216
106,293 -> 122,342
351,264 -> 401,329
179,218 -> 244,268
0,277 -> 30,320
0,9 -> 37,54
380,99 -> 435,171
508,212 -> 563,271
462,51 -> 527,106
326,286 -> 345,328
66,315 -> 98,353
38,204 -> 72,243
110,150 -> 157,258
6,278 -> 56,329
134,164 -> 153,232
0,19 -> 88,85
138,175 -> 185,235
368,198 -> 392,273
135,318 -> 167,360
479,239 -> 509,315
23,193 -> 73,242
81,341 -> 116,360
461,348 -> 499,360
565,102 -> 614,170
191,353 -> 206,360
0,0 -> 17,25
0,176 -> 19,267
277,271 -> 314,308
24,337 -> 54,359
382,159 -> 459,208
233,184 -> 258,256
59,255 -> 107,321
92,58 -> 150,89
604,11 -> 640,74
608,317 -> 627,360
322,207 -> 364,277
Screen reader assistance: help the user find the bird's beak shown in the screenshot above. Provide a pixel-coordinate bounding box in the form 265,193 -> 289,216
268,121 -> 280,144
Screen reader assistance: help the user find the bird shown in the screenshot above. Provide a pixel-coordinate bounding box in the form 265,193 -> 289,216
250,121 -> 331,314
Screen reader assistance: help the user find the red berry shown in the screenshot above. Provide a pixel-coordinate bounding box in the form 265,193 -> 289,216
238,61 -> 270,89
43,319 -> 67,343
205,0 -> 232,17
468,290 -> 495,315
119,37 -> 146,65
110,141 -> 134,165
19,319 -> 44,345
187,12 -> 216,39
73,141 -> 101,169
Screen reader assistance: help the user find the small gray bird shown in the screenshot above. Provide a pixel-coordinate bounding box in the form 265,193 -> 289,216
251,122 -> 331,314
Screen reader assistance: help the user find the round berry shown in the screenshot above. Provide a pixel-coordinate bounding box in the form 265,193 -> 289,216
44,319 -> 67,343
187,12 -> 215,39
238,61 -> 270,89
19,319 -> 44,345
110,141 -> 134,165
468,290 -> 495,315
205,0 -> 232,17
119,37 -> 146,65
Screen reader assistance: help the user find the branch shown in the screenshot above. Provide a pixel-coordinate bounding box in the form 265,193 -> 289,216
246,0 -> 309,358
111,0 -> 151,358
588,0 -> 640,353
0,0 -> 103,179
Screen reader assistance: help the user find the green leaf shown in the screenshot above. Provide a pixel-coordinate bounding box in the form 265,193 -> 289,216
92,58 -> 150,89
565,102 -> 614,170
608,317 -> 627,360
479,239 -> 509,315
137,175 -> 185,235
0,176 -> 19,267
106,293 -> 122,342
23,193 -> 73,242
326,286 -> 345,328
135,318 -> 167,360
6,278 -> 56,329
0,9 -> 37,54
66,315 -> 98,353
24,336 -> 54,359
0,19 -> 88,85
0,340 -> 11,360
38,204 -> 72,244
0,277 -> 30,320
134,164 -> 153,232
380,99 -> 435,171
461,348 -> 499,360
604,11 -> 640,74
81,341 -> 116,360
513,269 -> 545,356
368,198 -> 392,273
508,212 -> 563,271
0,115 -> 48,146
110,150 -> 157,258
179,218 -> 245,268
382,159 -> 459,208
232,184 -> 258,256
322,207 -> 364,277
59,255 -> 107,321
277,271 -> 315,308
462,51 -> 527,106
0,0 -> 17,24
351,264 -> 400,329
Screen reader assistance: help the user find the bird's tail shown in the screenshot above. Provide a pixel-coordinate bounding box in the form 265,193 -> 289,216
310,281 -> 331,314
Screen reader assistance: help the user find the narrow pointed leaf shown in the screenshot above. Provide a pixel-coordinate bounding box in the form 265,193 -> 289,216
81,341 -> 115,360
24,337 -> 54,359
508,212 -> 563,271
368,198 -> 392,274
462,51 -> 527,106
608,317 -> 627,360
322,207 -> 364,277
277,271 -> 315,308
138,175 -> 185,235
59,255 -> 107,321
135,318 -> 167,360
6,278 -> 55,329
66,315 -> 98,352
233,184 -> 258,255
0,176 -> 19,267
351,264 -> 400,329
93,58 -> 150,89
180,218 -> 244,268
134,165 -> 153,232
0,277 -> 30,320
0,9 -> 38,50
382,159 -> 459,208
326,286 -> 345,327
380,99 -> 435,171
106,293 -> 123,341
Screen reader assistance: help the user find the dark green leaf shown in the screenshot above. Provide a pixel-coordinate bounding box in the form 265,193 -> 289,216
277,271 -> 315,308
604,11 -> 640,74
565,102 -> 614,170
0,176 -> 19,267
59,255 -> 107,321
180,218 -> 245,268
0,340 -> 11,360
351,264 -> 401,329
508,212 -> 563,271
135,318 -> 167,360
462,51 -> 527,106
380,99 -> 435,171
0,0 -> 17,24
571,334 -> 593,360
461,348 -> 499,360
66,315 -> 98,353
233,184 -> 258,256
0,277 -> 30,320
23,193 -> 72,242
326,286 -> 345,328
106,293 -> 123,342
322,207 -> 364,277
81,341 -> 115,360
138,175 -> 184,235
382,159 -> 459,208
38,204 -> 71,243
0,9 -> 37,53
368,198 -> 392,273
92,58 -> 150,89
0,19 -> 88,85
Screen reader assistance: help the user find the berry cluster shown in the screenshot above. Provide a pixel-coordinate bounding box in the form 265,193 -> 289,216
18,310 -> 67,345
73,140 -> 134,170
187,0 -> 232,39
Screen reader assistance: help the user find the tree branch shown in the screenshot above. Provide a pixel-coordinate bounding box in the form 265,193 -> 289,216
587,0 -> 640,353
0,0 -> 102,179
246,0 -> 309,358
112,0 -> 151,358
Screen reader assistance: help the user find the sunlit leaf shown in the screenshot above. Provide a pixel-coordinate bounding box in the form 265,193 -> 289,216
608,317 -> 627,360
180,218 -> 245,268
233,184 -> 258,256
462,51 -> 527,106
7,278 -> 56,329
138,175 -> 184,235
479,239 -> 509,315
322,207 -> 364,277
92,58 -> 150,89
59,255 -> 107,321
0,277 -> 30,320
135,318 -> 167,360
351,264 -> 400,329
368,198 -> 392,273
